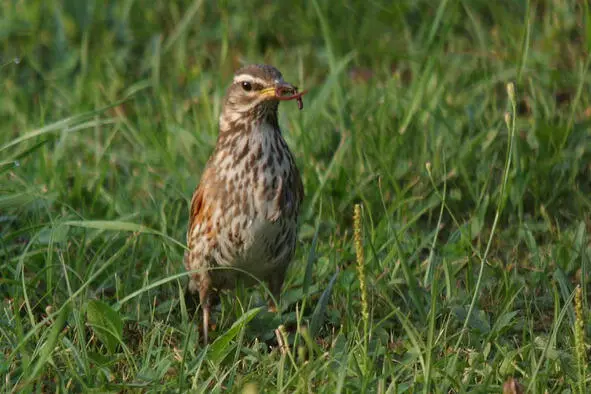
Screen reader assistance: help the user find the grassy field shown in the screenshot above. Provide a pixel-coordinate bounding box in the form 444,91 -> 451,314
1,0 -> 591,392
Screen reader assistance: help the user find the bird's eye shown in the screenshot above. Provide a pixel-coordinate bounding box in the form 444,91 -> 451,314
241,82 -> 252,91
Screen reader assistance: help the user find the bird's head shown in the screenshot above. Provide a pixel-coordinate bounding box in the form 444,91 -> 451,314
220,64 -> 305,129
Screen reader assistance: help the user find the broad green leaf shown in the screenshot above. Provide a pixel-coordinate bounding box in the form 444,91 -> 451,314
303,223 -> 320,295
309,271 -> 338,336
490,311 -> 518,336
452,305 -> 490,334
86,300 -> 123,354
209,307 -> 262,364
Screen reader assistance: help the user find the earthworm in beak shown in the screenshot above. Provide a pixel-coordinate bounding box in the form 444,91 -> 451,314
275,84 -> 308,110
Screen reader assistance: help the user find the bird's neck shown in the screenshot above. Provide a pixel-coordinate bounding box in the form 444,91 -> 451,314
214,109 -> 284,161
219,104 -> 278,131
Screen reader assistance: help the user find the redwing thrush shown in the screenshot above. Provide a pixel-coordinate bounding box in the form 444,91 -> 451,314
184,64 -> 306,343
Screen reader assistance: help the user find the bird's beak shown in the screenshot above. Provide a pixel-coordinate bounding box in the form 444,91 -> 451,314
260,81 -> 307,109
274,82 -> 299,99
259,82 -> 296,99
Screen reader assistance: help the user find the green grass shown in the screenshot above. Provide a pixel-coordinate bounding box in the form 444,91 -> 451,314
1,0 -> 591,392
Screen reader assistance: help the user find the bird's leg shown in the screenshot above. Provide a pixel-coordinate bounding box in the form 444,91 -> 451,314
186,271 -> 212,344
199,275 -> 211,344
202,301 -> 210,344
268,299 -> 278,313
267,270 -> 286,313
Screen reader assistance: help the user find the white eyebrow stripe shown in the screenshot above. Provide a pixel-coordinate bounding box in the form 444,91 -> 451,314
233,74 -> 269,86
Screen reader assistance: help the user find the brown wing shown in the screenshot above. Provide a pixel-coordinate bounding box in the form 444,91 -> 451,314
184,167 -> 219,297
186,167 -> 218,249
187,185 -> 205,245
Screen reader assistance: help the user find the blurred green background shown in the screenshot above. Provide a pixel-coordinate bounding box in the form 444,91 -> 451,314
1,0 -> 590,392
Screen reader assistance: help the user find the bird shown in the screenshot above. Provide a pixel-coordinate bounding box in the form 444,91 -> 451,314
184,64 -> 306,343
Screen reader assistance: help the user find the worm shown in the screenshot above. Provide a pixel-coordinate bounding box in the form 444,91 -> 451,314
275,88 -> 308,110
